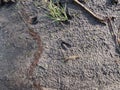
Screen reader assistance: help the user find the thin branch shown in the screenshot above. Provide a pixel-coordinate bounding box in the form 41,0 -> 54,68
74,0 -> 107,23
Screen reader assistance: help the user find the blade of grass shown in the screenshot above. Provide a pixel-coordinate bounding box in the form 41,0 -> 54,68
48,0 -> 68,22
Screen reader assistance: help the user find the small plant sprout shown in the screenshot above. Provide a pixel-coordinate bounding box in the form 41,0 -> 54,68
48,0 -> 68,22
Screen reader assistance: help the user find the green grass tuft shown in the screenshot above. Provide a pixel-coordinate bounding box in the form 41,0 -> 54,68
48,0 -> 68,22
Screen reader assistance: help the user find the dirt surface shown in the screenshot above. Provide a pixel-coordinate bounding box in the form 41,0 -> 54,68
0,0 -> 120,90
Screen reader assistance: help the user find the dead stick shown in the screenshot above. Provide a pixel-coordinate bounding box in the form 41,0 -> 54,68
107,18 -> 120,53
65,55 -> 79,61
74,0 -> 107,23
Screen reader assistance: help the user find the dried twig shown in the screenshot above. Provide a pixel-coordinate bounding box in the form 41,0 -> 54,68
65,55 -> 79,61
107,17 -> 120,54
118,26 -> 120,44
74,0 -> 120,54
74,0 -> 107,23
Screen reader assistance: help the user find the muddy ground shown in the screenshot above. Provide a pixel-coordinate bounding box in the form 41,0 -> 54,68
0,0 -> 120,90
